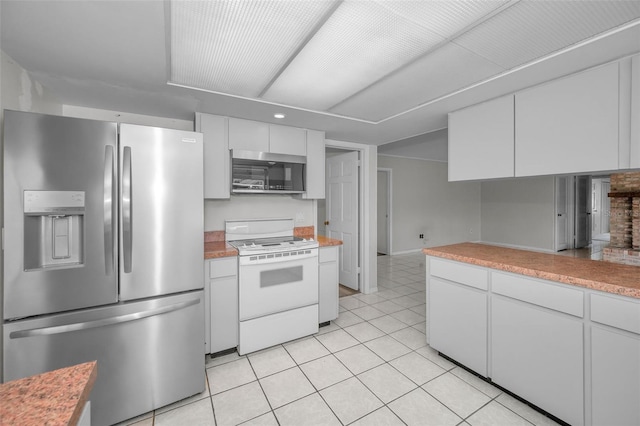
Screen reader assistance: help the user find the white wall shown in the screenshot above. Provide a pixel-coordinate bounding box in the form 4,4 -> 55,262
204,196 -> 314,231
378,128 -> 448,162
2,52 -> 62,115
377,155 -> 481,253
480,176 -> 556,251
1,50 -> 63,382
63,105 -> 193,131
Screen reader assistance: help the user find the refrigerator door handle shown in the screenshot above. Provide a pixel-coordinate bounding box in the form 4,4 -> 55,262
9,297 -> 201,339
123,146 -> 133,273
104,145 -> 115,275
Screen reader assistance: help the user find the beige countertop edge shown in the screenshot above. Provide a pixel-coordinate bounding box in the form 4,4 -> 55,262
423,244 -> 640,300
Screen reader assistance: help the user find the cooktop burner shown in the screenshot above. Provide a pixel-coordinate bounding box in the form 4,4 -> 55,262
225,218 -> 319,255
229,236 -> 318,253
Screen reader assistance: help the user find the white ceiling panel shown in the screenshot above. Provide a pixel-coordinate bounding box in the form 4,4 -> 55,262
330,42 -> 505,122
454,0 -> 640,70
170,0 -> 334,97
262,0 -> 446,112
379,0 -> 510,39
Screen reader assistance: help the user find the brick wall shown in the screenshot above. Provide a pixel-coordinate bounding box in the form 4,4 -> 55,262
604,171 -> 640,265
611,171 -> 640,192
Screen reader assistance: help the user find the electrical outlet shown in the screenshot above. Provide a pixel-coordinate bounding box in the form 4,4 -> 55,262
419,234 -> 424,239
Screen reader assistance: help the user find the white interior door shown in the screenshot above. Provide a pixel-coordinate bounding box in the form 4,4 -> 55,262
601,180 -> 611,234
574,175 -> 592,249
555,176 -> 569,251
326,151 -> 359,290
592,179 -> 602,237
377,170 -> 390,255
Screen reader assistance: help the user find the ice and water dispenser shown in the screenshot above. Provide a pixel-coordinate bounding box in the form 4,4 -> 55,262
23,190 -> 85,270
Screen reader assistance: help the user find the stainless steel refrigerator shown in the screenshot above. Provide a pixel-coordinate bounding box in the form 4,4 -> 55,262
2,110 -> 205,425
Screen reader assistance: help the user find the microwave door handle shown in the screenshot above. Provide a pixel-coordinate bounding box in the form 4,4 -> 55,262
103,145 -> 115,275
122,146 -> 132,273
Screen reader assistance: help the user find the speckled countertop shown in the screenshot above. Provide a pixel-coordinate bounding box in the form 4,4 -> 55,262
0,361 -> 97,426
317,235 -> 343,247
204,241 -> 238,259
423,242 -> 640,299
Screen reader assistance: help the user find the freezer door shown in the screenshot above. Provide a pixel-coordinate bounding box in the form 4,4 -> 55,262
3,291 -> 205,426
119,124 -> 204,300
3,111 -> 118,319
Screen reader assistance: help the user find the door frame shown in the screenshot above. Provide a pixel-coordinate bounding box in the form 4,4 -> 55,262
377,168 -> 392,255
320,139 -> 377,295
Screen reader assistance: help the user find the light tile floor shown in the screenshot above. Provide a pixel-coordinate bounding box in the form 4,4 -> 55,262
119,253 -> 560,426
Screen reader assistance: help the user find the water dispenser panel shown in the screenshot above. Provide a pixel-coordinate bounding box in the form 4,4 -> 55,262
23,190 -> 85,271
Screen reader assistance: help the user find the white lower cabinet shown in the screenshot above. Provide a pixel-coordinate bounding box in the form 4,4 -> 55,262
318,245 -> 339,323
491,295 -> 584,426
206,257 -> 238,354
427,258 -> 489,376
590,293 -> 640,426
426,255 -> 640,426
430,278 -> 488,376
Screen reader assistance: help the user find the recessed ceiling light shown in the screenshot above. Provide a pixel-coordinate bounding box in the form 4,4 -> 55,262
274,113 -> 286,119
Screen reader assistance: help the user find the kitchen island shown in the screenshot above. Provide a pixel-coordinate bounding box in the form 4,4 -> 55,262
0,361 -> 97,426
423,243 -> 640,426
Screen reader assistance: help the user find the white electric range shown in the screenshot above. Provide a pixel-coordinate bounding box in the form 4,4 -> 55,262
226,219 -> 319,354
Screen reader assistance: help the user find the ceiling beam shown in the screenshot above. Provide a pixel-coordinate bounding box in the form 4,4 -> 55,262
257,0 -> 344,99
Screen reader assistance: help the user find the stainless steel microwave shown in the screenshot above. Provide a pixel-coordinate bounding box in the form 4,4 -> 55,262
231,150 -> 306,194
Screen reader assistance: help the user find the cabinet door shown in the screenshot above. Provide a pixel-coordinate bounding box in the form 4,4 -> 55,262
204,262 -> 211,354
270,124 -> 306,156
210,275 -> 238,353
591,326 -> 640,426
491,296 -> 583,426
319,246 -> 338,323
228,118 -> 269,152
429,278 -> 487,376
515,62 -> 620,176
209,257 -> 239,354
448,95 -> 514,181
196,113 -> 230,199
302,129 -> 326,199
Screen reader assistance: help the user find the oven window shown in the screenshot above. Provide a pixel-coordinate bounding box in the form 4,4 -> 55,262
260,265 -> 303,287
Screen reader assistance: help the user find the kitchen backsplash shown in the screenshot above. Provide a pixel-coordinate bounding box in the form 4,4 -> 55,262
205,226 -> 315,242
204,196 -> 314,231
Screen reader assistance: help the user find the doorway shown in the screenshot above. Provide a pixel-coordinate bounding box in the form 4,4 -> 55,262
555,175 -> 593,251
377,169 -> 392,255
316,139 -> 376,295
324,150 -> 360,291
591,176 -> 611,241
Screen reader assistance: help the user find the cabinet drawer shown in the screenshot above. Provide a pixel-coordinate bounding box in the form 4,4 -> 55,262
492,272 -> 583,317
591,293 -> 640,334
319,246 -> 338,263
209,257 -> 238,279
429,258 -> 488,290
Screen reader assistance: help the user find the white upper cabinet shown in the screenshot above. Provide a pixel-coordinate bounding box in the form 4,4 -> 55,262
199,113 -> 324,198
195,113 -> 230,199
229,118 -> 307,156
515,62 -> 620,177
270,124 -> 306,156
228,117 -> 269,152
302,129 -> 325,199
448,95 -> 515,181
